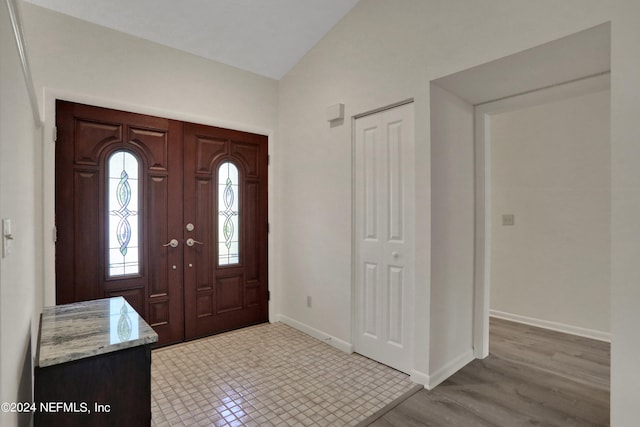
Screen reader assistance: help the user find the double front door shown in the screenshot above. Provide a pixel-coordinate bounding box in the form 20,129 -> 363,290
55,101 -> 268,346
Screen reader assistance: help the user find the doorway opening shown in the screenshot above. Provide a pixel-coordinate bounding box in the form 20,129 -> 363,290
428,22 -> 611,385
479,79 -> 610,343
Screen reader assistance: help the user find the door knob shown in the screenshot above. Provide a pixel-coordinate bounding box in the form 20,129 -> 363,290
186,238 -> 204,247
162,239 -> 179,248
392,251 -> 399,258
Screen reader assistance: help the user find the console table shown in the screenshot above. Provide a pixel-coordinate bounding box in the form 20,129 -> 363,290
34,297 -> 158,426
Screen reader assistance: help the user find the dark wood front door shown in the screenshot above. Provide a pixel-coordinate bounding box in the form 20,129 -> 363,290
55,101 -> 268,345
183,123 -> 269,339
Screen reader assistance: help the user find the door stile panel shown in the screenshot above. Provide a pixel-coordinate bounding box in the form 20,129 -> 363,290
196,294 -> 214,318
55,102 -> 76,304
195,177 -> 213,292
364,262 -> 378,338
148,173 -> 169,297
387,121 -> 404,243
387,265 -> 404,346
194,175 -> 214,319
146,119 -> 184,343
164,119 -> 184,344
245,180 -> 260,282
364,127 -> 379,241
73,167 -> 101,302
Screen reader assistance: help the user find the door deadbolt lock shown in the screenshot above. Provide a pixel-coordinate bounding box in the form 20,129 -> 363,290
185,223 -> 195,232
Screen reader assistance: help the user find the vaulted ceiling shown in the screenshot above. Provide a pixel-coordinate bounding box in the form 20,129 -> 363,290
22,0 -> 360,80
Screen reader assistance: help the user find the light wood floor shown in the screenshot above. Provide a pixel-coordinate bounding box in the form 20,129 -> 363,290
368,318 -> 610,426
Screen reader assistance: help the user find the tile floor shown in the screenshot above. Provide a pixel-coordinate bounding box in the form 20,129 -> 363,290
151,322 -> 416,426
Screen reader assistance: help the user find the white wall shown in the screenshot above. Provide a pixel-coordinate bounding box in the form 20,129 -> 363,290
277,0 -> 614,387
490,90 -> 610,338
277,0 -> 640,423
610,1 -> 640,422
429,83 -> 475,386
0,1 -> 42,426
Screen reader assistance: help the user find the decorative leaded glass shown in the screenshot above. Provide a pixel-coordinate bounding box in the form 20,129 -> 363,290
218,162 -> 240,265
108,150 -> 140,276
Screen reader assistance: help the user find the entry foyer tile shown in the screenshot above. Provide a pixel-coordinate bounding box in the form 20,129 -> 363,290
151,322 -> 415,426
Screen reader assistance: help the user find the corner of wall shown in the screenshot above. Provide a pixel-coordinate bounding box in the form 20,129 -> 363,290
427,349 -> 475,390
409,369 -> 429,388
6,0 -> 41,126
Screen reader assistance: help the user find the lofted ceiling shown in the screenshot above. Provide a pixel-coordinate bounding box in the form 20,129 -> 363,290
22,0 -> 360,80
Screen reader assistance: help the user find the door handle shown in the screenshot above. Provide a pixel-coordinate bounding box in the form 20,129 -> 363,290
186,238 -> 204,247
162,239 -> 179,248
392,251 -> 399,258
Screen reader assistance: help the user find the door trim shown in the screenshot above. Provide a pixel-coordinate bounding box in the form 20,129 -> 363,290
42,89 -> 276,322
472,73 -> 612,358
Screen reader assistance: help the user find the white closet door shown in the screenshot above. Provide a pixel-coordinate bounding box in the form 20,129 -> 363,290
354,103 -> 415,374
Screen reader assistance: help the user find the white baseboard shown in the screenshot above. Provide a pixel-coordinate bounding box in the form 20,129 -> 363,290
410,369 -> 429,387
275,314 -> 354,354
490,309 -> 611,342
427,349 -> 475,390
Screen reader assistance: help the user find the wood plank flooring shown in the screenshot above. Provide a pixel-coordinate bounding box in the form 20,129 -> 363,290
367,318 -> 610,426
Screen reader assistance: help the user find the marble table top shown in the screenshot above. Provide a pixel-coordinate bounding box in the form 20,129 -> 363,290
37,297 -> 158,368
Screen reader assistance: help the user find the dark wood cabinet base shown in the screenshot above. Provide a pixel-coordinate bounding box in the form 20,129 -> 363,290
34,345 -> 152,427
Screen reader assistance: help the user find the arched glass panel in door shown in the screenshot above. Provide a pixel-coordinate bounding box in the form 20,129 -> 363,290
107,150 -> 140,276
218,162 -> 240,265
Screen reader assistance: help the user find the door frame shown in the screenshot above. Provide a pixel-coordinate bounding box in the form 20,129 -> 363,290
42,89 -> 276,321
472,74 -> 612,358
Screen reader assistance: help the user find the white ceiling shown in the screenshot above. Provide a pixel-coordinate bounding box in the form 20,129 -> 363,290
22,0 -> 360,80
